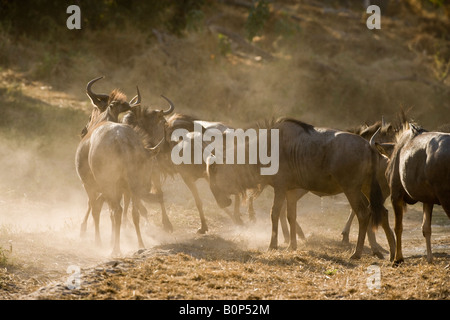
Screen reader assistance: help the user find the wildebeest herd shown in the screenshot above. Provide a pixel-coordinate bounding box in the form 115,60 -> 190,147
76,77 -> 450,266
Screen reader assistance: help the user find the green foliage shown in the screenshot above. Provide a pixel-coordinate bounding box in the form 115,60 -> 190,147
428,0 -> 444,7
0,0 -> 207,38
274,13 -> 300,39
432,51 -> 450,83
218,33 -> 231,56
245,0 -> 271,42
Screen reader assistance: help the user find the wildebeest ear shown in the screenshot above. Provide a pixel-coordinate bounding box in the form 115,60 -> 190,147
375,142 -> 394,159
410,122 -> 423,135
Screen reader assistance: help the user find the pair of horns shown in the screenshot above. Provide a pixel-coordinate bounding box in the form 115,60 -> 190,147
87,76 -> 141,107
86,76 -> 174,113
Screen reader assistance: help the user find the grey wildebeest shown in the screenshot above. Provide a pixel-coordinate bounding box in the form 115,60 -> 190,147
266,117 -> 400,253
79,76 -> 150,236
123,108 -> 255,233
339,117 -> 398,247
75,77 -> 161,254
373,122 -> 450,264
206,118 -> 396,259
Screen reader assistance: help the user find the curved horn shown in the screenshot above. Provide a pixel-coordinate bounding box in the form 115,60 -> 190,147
369,127 -> 381,150
129,86 -> 142,107
146,137 -> 165,157
86,76 -> 109,109
160,95 -> 175,115
381,115 -> 387,129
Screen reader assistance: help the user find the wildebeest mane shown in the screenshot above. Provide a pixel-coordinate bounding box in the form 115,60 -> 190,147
165,113 -> 199,133
255,117 -> 314,133
108,89 -> 128,105
386,121 -> 426,190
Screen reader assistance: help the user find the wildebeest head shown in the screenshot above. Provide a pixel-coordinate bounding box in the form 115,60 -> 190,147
206,155 -> 237,208
371,121 -> 424,160
122,95 -> 175,147
80,76 -> 142,138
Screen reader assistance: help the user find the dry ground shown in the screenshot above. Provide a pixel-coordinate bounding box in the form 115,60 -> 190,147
0,180 -> 448,300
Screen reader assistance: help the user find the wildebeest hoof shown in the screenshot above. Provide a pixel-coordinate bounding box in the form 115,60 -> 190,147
392,259 -> 404,267
197,227 -> 208,234
372,251 -> 384,259
111,250 -> 122,258
80,224 -> 87,237
163,224 -> 174,233
350,253 -> 361,260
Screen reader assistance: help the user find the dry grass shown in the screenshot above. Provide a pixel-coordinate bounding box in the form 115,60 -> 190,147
0,183 -> 448,300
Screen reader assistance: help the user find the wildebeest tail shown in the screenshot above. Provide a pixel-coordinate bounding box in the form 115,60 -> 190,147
369,148 -> 385,229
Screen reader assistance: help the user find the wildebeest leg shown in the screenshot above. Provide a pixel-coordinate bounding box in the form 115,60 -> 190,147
279,201 -> 289,243
136,200 -> 149,222
247,195 -> 256,222
269,189 -> 286,250
366,220 -> 384,259
110,200 -> 123,256
422,203 -> 433,263
441,198 -> 450,219
152,173 -> 173,233
380,208 -> 396,262
290,189 -> 306,240
392,198 -> 405,266
182,176 -> 208,234
132,198 -> 145,250
341,209 -> 355,244
91,195 -> 104,246
286,190 -> 302,250
80,199 -> 91,237
122,192 -> 131,229
280,189 -> 307,243
233,195 -> 244,225
344,190 -> 370,259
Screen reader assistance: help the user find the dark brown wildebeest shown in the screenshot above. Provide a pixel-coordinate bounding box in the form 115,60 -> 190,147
124,108 -> 254,233
207,118 -> 396,259
373,122 -> 450,264
76,77 -> 161,254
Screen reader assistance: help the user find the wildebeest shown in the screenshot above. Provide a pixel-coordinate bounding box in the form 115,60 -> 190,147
267,117 -> 399,252
79,76 -> 147,236
374,122 -> 450,264
75,77 -> 161,254
124,107 -> 255,233
207,118 -> 396,259
340,117 -> 398,246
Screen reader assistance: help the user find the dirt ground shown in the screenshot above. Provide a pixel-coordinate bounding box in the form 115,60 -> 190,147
0,179 -> 448,301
